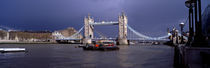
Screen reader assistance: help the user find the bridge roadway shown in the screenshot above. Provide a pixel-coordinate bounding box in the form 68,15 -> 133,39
89,21 -> 119,25
55,38 -> 169,44
56,38 -> 169,41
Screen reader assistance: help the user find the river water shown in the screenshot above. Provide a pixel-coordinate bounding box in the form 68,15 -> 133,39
0,44 -> 174,68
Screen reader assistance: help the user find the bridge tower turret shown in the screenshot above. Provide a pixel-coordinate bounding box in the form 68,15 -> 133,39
84,14 -> 94,44
117,12 -> 128,45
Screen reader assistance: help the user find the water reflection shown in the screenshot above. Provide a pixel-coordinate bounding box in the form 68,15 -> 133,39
117,45 -> 134,68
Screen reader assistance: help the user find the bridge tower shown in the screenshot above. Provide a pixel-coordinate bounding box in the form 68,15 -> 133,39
84,14 -> 94,44
117,12 -> 128,45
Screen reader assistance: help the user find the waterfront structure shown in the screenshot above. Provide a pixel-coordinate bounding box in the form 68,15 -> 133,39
54,13 -> 172,44
174,1 -> 210,68
84,14 -> 94,44
52,27 -> 83,44
8,31 -> 52,42
0,30 -> 7,40
52,31 -> 63,39
118,12 -> 128,45
6,31 -> 9,40
83,13 -> 128,45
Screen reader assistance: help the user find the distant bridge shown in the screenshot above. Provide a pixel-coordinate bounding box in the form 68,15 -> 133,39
53,12 -> 184,44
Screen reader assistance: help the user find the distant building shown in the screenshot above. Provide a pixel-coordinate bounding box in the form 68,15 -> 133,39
52,27 -> 83,39
0,30 -> 7,40
52,31 -> 64,39
9,31 -> 52,42
58,27 -> 77,37
0,27 -> 81,42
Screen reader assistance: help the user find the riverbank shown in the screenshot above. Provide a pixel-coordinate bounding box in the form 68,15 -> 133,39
0,42 -> 57,44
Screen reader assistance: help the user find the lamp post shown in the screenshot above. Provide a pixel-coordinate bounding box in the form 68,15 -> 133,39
194,0 -> 204,44
179,22 -> 185,44
185,0 -> 195,45
185,0 -> 206,46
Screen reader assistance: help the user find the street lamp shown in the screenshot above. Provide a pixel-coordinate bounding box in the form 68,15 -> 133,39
185,0 -> 195,45
185,0 -> 195,8
179,22 -> 185,32
179,22 -> 185,43
185,0 -> 205,46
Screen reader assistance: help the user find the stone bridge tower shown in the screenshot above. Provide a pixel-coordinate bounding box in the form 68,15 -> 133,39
118,12 -> 128,45
84,14 -> 94,44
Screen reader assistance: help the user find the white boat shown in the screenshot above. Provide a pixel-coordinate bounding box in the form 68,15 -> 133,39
0,48 -> 26,52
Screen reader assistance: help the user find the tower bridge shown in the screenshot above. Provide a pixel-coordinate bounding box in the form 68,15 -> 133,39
84,12 -> 128,45
53,12 -> 174,45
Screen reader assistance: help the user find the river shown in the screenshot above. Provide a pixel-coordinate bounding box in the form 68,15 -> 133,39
0,44 -> 174,68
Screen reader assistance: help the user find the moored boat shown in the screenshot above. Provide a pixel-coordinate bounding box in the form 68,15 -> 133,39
0,48 -> 26,53
83,40 -> 119,51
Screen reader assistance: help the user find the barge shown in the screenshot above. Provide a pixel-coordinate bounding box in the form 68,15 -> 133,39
82,40 -> 119,51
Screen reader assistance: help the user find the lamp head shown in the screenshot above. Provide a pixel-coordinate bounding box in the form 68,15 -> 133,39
179,22 -> 185,27
185,0 -> 195,8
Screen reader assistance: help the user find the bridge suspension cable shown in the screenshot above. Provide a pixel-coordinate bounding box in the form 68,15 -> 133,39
68,26 -> 84,39
53,26 -> 84,39
127,25 -> 170,40
94,29 -> 107,39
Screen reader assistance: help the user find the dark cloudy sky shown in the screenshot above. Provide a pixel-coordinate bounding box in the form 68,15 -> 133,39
0,0 -> 209,37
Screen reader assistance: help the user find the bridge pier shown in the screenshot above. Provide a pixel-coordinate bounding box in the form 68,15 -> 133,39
117,38 -> 128,45
83,38 -> 92,44
117,12 -> 128,45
